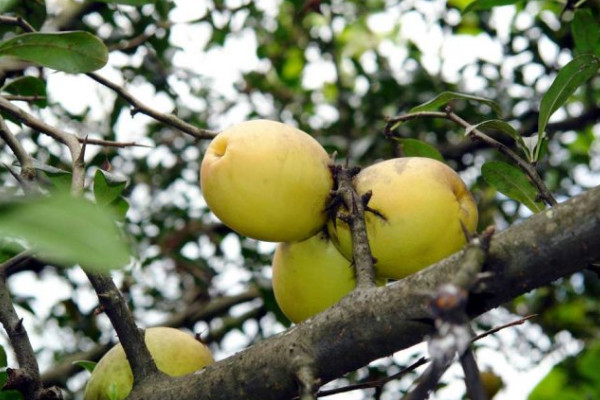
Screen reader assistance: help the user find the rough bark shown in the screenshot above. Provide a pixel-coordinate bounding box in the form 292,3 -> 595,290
128,185 -> 600,400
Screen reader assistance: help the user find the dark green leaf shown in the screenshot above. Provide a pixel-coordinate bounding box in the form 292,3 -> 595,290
0,193 -> 131,272
463,0 -> 522,13
90,0 -> 156,5
0,391 -> 24,400
409,91 -> 503,116
73,360 -> 97,373
94,169 -> 127,207
481,161 -> 545,213
0,345 -> 6,368
572,9 -> 600,56
537,54 -> 600,158
397,138 -> 445,162
111,197 -> 130,221
0,32 -> 108,74
2,76 -> 47,107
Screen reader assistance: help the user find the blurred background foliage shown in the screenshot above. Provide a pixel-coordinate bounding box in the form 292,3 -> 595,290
0,0 -> 599,399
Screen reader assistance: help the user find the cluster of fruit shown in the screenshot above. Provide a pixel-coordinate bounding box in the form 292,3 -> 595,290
200,120 -> 478,323
83,120 -> 478,400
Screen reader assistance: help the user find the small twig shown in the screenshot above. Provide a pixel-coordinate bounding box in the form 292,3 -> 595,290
0,115 -> 35,180
331,166 -> 377,289
471,314 -> 538,343
76,137 -> 153,148
107,30 -> 156,52
314,357 -> 429,398
2,95 -> 47,103
385,110 -> 558,207
0,15 -> 36,33
86,72 -> 217,140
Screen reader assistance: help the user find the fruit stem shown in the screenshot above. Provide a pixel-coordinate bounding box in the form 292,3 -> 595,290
334,166 -> 377,289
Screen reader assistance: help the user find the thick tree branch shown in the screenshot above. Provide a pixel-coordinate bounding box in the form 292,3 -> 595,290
128,183 -> 600,400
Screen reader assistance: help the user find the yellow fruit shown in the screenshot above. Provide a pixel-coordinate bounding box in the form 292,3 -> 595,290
328,157 -> 478,280
272,232 -> 357,323
83,327 -> 214,400
272,232 -> 386,323
200,119 -> 333,242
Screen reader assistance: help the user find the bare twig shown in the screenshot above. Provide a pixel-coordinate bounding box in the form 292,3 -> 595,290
2,95 -> 47,103
314,357 -> 429,398
385,110 -> 557,206
0,15 -> 36,33
86,72 -> 217,140
76,136 -> 152,148
0,115 -> 35,180
471,314 -> 537,342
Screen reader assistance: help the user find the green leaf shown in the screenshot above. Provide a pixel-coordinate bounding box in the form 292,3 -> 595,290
0,193 -> 131,272
409,91 -> 503,116
0,345 -> 6,368
94,170 -> 127,207
537,54 -> 600,159
396,138 -> 445,162
90,0 -> 156,5
0,391 -> 24,400
463,0 -> 522,13
481,161 -> 545,213
0,0 -> 18,13
1,76 -> 47,107
111,197 -> 130,221
529,341 -> 600,400
73,360 -> 97,373
572,9 -> 600,57
0,32 -> 108,74
32,161 -> 72,192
